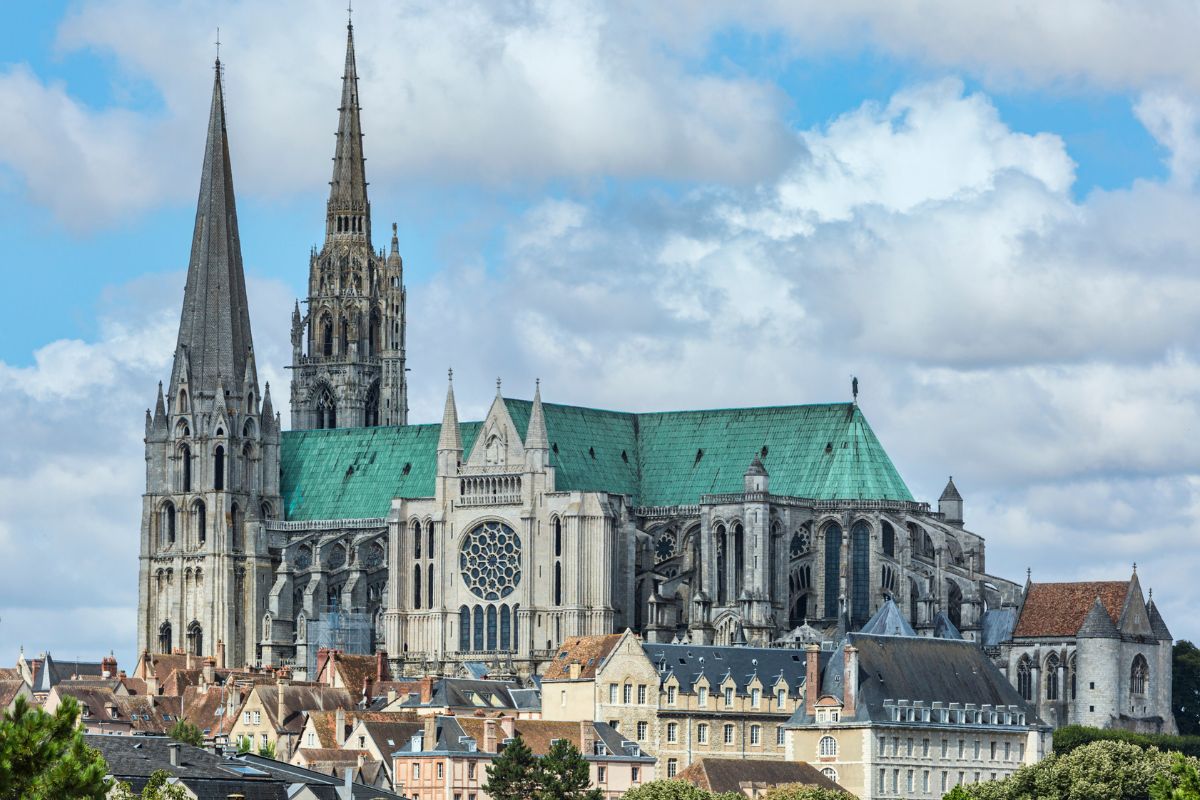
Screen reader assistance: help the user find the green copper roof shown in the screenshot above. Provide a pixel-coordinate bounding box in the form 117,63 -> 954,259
280,400 -> 912,522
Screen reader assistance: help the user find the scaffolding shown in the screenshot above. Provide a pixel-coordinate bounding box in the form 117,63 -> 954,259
305,606 -> 374,677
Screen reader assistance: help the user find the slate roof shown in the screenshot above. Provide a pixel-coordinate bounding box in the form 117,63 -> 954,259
541,634 -> 624,680
799,634 -> 1038,726
256,685 -> 356,732
932,611 -> 964,640
234,752 -> 406,799
1148,600 -> 1173,641
358,719 -> 424,754
858,598 -> 916,637
979,608 -> 1018,647
676,757 -> 843,794
1013,581 -> 1130,638
85,734 -> 286,799
939,477 -> 962,501
1077,598 -> 1121,639
410,718 -> 650,761
281,400 -> 912,520
643,642 -> 824,696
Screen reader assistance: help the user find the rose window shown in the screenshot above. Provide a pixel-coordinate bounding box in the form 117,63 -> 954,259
459,521 -> 522,600
655,530 -> 677,563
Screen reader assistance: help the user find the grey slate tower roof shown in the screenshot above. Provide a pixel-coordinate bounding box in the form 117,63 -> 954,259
173,59 -> 254,399
939,476 -> 962,502
745,455 -> 768,477
1147,599 -> 1173,641
932,610 -> 964,640
328,21 -> 370,220
858,597 -> 917,637
1077,596 -> 1120,639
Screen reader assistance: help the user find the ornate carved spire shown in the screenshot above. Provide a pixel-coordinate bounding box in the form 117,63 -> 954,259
525,379 -> 549,451
438,369 -> 461,453
172,59 -> 254,403
326,20 -> 370,240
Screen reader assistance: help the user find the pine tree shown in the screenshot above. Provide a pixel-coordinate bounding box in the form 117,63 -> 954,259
0,694 -> 109,800
483,734 -> 541,800
537,738 -> 602,800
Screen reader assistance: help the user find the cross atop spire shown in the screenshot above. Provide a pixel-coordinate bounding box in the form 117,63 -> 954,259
172,57 -> 254,403
214,27 -> 220,62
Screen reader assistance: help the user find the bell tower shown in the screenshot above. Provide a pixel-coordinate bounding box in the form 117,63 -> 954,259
137,59 -> 281,668
289,19 -> 407,429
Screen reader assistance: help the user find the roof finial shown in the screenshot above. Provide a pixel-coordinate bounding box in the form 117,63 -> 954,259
536,377 -> 541,391
447,367 -> 453,383
1026,566 -> 1032,581
215,27 -> 220,63
851,375 -> 859,404
496,376 -> 502,396
1149,587 -> 1153,600
1132,562 -> 1137,574
347,0 -> 353,27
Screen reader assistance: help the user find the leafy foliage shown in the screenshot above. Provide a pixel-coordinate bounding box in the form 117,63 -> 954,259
167,719 -> 204,747
0,694 -> 109,800
1151,753 -> 1200,800
110,770 -> 190,800
537,738 -> 603,800
942,739 -> 1198,800
1055,725 -> 1200,759
622,781 -> 725,800
761,784 -> 855,800
258,739 -> 276,760
484,735 -> 542,800
1175,642 -> 1200,737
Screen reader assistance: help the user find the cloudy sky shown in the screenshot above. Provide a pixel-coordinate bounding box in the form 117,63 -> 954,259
2,0 -> 1199,666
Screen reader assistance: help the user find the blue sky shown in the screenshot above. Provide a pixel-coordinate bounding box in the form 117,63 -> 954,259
2,1 -> 1199,665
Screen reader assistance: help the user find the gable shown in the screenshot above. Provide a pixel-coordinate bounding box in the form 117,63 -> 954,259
465,395 -> 525,468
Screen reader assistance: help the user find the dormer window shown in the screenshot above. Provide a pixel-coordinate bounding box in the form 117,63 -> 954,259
108,706 -> 118,719
81,704 -> 91,717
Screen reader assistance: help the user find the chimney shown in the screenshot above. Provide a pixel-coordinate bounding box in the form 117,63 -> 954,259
168,741 -> 181,767
216,640 -> 226,670
363,676 -> 373,704
423,716 -> 438,752
484,718 -> 498,752
420,676 -> 434,704
500,717 -> 515,739
335,708 -> 347,748
101,654 -> 117,680
804,644 -> 820,716
276,681 -> 288,730
579,721 -> 597,756
376,651 -> 389,681
842,644 -> 858,718
568,662 -> 582,680
146,673 -> 160,697
202,657 -> 217,686
186,652 -> 194,671
317,648 -> 332,683
387,687 -> 397,706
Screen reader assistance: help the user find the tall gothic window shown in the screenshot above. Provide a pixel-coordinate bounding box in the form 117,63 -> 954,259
554,518 -> 563,557
473,605 -> 484,651
161,503 -> 176,548
824,523 -> 842,618
427,525 -> 435,559
180,445 -> 192,492
486,605 -> 498,650
231,504 -> 243,552
733,523 -> 745,598
1069,654 -> 1078,700
412,565 -> 422,610
186,621 -> 203,657
213,446 -> 225,491
554,562 -> 562,606
158,621 -> 172,654
715,524 -> 727,605
908,577 -> 920,626
365,382 -> 380,427
412,520 -> 422,559
459,606 -> 471,651
1017,656 -> 1032,701
948,581 -> 963,629
321,316 -> 334,357
500,605 -> 511,650
882,522 -> 895,558
316,386 -> 337,429
1046,653 -> 1060,701
1131,654 -> 1149,695
850,521 -> 870,626
194,500 -> 206,546
427,563 -> 434,609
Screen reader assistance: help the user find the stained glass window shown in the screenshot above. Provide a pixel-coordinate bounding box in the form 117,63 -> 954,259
460,521 -> 522,600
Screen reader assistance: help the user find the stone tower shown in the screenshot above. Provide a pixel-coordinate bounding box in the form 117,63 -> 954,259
289,19 -> 407,429
137,60 -> 281,668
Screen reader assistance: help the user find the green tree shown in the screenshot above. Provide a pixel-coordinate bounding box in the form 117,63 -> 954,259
484,735 -> 541,800
167,718 -> 204,747
537,738 -> 602,800
236,735 -> 252,754
258,740 -> 276,759
760,784 -> 855,800
110,770 -> 190,800
1176,641 -> 1200,736
0,694 -> 109,800
1152,753 -> 1200,800
621,780 -> 718,800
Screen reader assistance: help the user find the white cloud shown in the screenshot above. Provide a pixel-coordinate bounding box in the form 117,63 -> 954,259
1135,91 -> 1200,186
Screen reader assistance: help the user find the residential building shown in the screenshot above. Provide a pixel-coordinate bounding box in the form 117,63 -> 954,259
85,734 -> 287,798
228,682 -> 356,760
675,757 -> 846,798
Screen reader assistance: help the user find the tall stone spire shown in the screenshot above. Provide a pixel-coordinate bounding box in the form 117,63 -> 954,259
438,370 -> 461,453
525,380 -> 549,450
326,19 -> 370,241
172,59 -> 254,402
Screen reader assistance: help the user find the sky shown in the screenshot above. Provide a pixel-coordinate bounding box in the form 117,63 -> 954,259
1,0 -> 1200,669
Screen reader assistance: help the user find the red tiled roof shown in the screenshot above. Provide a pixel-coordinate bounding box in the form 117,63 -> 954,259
676,757 -> 844,794
540,634 -> 623,680
1013,581 -> 1130,638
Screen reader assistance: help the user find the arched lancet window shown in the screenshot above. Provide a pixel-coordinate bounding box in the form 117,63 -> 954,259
412,521 -> 422,559
427,563 -> 434,609
365,382 -> 380,428
472,605 -> 484,651
882,521 -> 895,558
427,525 -> 435,559
908,577 -> 920,627
824,523 -> 842,618
161,502 -> 176,547
459,606 -> 471,651
180,445 -> 192,492
412,565 -> 422,609
486,605 -> 498,650
850,521 -> 870,626
316,385 -> 337,429
1131,654 -> 1149,695
194,500 -> 206,546
321,316 -> 334,357
158,621 -> 172,654
231,503 -> 243,552
369,309 -> 382,357
553,518 -> 562,557
178,389 -> 188,412
260,501 -> 273,521
339,317 -> 349,355
733,523 -> 745,598
1069,654 -> 1078,701
513,603 -> 520,647
186,621 -> 203,657
554,562 -> 562,606
948,581 -> 963,629
715,524 -> 728,604
1017,656 -> 1032,701
500,604 -> 511,650
1045,653 -> 1060,701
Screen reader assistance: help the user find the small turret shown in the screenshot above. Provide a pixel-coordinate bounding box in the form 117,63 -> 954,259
744,454 -> 768,493
525,380 -> 549,471
437,370 -> 462,476
939,476 -> 963,524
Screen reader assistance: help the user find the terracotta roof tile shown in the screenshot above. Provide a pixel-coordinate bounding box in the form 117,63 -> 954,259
676,757 -> 844,794
0,680 -> 28,708
1013,581 -> 1130,638
541,634 -> 623,680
